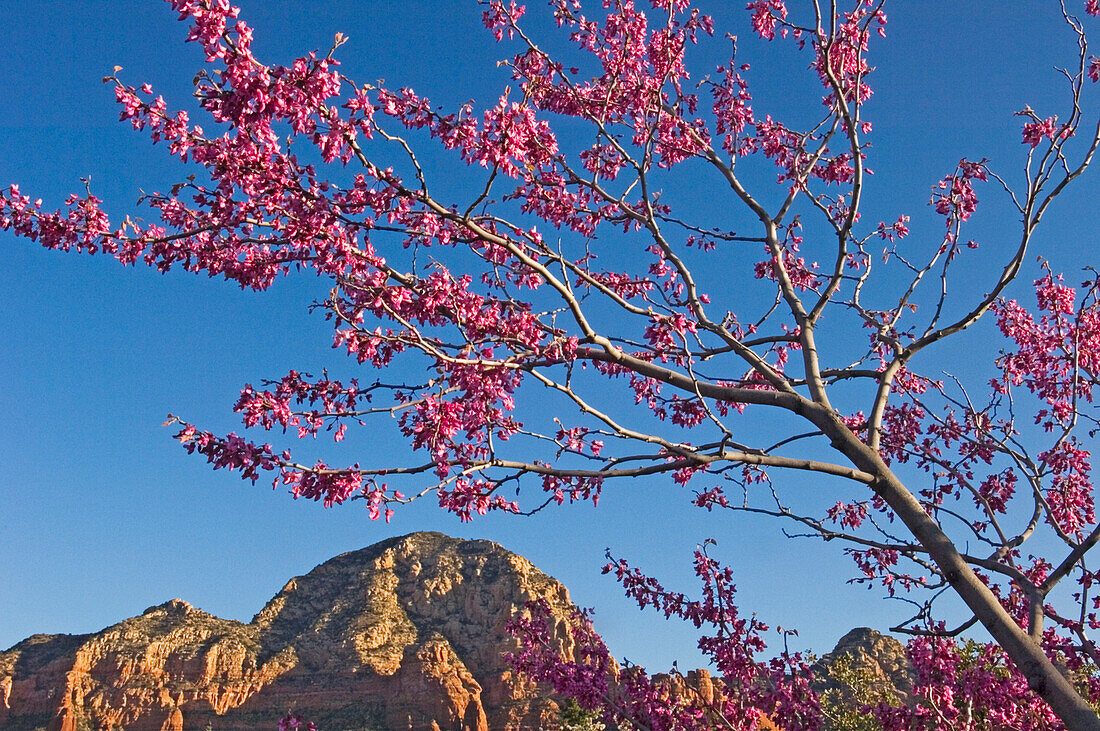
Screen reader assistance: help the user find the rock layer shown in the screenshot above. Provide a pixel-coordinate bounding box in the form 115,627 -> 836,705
0,532 -> 576,730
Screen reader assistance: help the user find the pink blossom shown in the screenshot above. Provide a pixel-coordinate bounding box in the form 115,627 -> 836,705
746,0 -> 787,41
1023,116 -> 1061,147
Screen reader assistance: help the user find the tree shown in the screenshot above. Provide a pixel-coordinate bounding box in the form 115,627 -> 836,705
4,0 -> 1100,726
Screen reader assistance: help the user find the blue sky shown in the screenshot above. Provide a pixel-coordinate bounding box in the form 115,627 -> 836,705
2,1 -> 1098,673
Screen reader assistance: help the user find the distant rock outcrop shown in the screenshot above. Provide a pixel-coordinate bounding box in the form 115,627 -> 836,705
815,626 -> 913,708
0,532 -> 577,730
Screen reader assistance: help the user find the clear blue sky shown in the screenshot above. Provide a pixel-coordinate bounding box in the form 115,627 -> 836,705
2,1 -> 1097,672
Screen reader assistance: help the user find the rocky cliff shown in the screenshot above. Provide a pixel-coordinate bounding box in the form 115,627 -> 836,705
814,626 -> 913,717
0,532 -> 577,731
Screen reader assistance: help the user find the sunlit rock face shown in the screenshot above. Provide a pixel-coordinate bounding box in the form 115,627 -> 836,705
0,532 -> 577,730
814,626 -> 914,705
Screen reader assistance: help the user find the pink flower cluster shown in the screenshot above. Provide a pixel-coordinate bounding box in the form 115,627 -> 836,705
511,558 -> 1099,730
874,637 -> 1065,730
996,270 -> 1100,429
931,159 -> 986,225
276,711 -> 316,731
1022,116 -> 1070,148
509,548 -> 820,730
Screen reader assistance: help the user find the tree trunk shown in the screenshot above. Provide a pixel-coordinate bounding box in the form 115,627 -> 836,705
820,416 -> 1100,730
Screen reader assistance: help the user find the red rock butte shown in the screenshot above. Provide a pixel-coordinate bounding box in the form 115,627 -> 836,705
0,532 -> 579,730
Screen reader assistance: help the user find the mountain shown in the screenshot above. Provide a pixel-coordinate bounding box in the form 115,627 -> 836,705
0,532 -> 578,731
816,627 -> 913,700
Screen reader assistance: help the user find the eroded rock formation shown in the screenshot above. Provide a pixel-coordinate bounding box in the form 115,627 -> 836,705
814,626 -> 913,708
0,532 -> 575,730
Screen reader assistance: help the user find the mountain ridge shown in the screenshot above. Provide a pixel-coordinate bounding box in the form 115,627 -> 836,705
1,531 -> 577,731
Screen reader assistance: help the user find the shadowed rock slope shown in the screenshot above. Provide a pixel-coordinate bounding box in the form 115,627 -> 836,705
0,532 -> 577,731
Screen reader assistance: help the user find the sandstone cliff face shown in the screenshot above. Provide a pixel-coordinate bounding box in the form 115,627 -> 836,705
0,532 -> 576,731
815,626 -> 913,707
